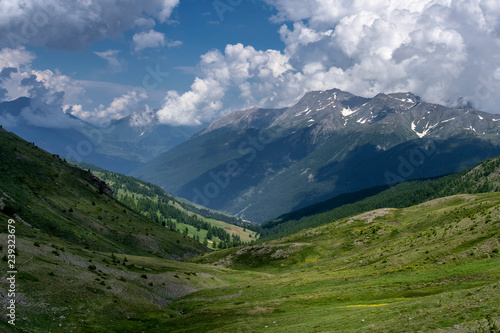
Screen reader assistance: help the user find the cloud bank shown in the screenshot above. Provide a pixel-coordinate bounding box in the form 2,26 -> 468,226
157,0 -> 500,125
157,43 -> 291,125
0,47 -> 88,128
0,0 -> 180,50
133,30 -> 167,52
0,47 -> 147,127
0,1 -> 181,126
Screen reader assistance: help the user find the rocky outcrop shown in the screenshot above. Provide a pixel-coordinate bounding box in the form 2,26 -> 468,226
87,174 -> 114,197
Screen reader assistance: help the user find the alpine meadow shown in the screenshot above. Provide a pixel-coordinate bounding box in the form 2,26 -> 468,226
1,1 -> 500,332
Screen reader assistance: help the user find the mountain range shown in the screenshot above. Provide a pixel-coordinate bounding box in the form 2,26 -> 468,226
2,88 -> 499,223
1,117 -> 499,332
0,98 -> 202,173
130,88 -> 500,222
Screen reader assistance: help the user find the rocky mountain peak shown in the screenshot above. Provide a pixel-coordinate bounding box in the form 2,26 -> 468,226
199,88 -> 499,141
199,107 -> 286,135
128,106 -> 159,129
131,87 -> 500,223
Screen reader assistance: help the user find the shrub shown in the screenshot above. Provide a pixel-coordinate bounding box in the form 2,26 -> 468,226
2,205 -> 16,217
140,274 -> 147,279
88,264 -> 97,271
18,272 -> 39,282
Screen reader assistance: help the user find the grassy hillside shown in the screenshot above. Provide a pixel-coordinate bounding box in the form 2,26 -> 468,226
260,155 -> 500,239
0,232 -> 265,332
0,127 -> 204,259
72,160 -> 248,226
1,125 -> 499,332
0,127 -> 264,332
72,164 -> 260,249
173,192 -> 500,332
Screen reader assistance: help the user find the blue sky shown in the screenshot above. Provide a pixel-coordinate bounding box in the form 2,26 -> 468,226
27,1 -> 284,110
0,0 -> 499,128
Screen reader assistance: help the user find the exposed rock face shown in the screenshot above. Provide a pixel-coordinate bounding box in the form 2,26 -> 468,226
88,174 -> 114,197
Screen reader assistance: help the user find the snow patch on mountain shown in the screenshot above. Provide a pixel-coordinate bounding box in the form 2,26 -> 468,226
411,120 -> 440,138
441,118 -> 456,124
464,126 -> 477,133
393,97 -> 415,104
317,101 -> 336,111
341,106 -> 357,117
296,107 -> 311,117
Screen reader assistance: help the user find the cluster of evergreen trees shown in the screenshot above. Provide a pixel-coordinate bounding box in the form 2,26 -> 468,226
94,170 -> 262,232
120,193 -> 245,245
91,170 -> 253,248
259,156 -> 500,239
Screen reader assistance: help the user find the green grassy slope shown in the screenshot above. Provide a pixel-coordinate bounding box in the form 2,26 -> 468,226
72,160 -> 248,226
0,233 -> 265,332
0,128 -> 265,332
0,127 -> 204,259
260,155 -> 500,239
76,165 -> 260,248
1,125 -> 499,332
174,192 -> 500,332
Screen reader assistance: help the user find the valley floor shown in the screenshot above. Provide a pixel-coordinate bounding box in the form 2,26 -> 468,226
2,193 -> 499,332
163,193 -> 500,332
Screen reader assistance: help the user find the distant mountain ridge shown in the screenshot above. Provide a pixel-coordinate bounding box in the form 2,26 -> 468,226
103,107 -> 204,166
202,89 -> 499,139
0,98 -> 202,173
260,154 -> 500,239
131,88 -> 500,223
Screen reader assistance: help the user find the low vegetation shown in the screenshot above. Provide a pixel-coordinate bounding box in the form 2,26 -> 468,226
260,155 -> 500,239
76,164 -> 260,249
0,129 -> 204,259
176,192 -> 500,332
0,127 -> 498,332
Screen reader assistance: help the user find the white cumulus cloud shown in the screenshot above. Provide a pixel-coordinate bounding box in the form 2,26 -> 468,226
133,30 -> 182,52
264,0 -> 500,112
94,50 -> 125,72
92,90 -> 148,122
0,47 -> 85,106
157,43 -> 292,125
0,0 -> 180,50
156,0 -> 500,126
0,47 -> 89,128
133,30 -> 166,52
